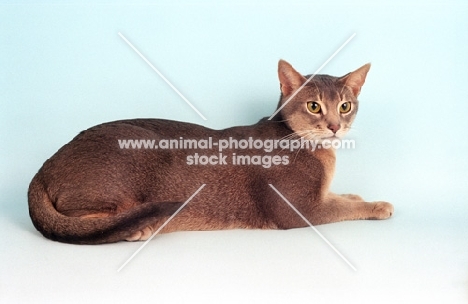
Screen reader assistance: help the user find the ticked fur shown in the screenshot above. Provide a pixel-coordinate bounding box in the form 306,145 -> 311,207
28,60 -> 393,244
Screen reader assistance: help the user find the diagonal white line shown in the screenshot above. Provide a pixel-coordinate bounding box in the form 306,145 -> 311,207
268,184 -> 357,272
117,184 -> 206,272
118,32 -> 207,121
268,33 -> 356,120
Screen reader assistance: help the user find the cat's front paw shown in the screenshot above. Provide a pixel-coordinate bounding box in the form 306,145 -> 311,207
341,194 -> 364,201
369,202 -> 394,220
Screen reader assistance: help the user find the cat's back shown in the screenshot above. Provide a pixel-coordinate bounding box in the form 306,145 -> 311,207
76,118 -> 214,140
38,119 -> 208,177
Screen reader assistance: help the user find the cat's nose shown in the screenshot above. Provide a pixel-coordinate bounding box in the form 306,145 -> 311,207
327,124 -> 341,133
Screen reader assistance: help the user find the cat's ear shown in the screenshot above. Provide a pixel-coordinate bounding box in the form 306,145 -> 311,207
278,60 -> 307,96
339,63 -> 371,97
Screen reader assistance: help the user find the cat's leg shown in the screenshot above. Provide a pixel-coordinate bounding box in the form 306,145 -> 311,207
340,194 -> 364,201
311,193 -> 393,225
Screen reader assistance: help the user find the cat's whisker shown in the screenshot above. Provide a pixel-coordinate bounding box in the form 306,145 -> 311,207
292,142 -> 303,164
277,130 -> 320,156
303,132 -> 312,142
281,130 -> 311,143
278,131 -> 306,142
290,131 -> 318,163
274,131 -> 308,155
302,131 -> 317,141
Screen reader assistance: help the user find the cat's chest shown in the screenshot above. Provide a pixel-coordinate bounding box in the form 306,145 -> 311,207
313,148 -> 336,172
286,148 -> 336,192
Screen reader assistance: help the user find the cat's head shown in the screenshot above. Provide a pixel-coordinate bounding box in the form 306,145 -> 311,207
276,60 -> 370,141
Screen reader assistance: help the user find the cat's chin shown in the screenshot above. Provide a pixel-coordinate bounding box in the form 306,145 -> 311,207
320,135 -> 341,141
315,136 -> 343,145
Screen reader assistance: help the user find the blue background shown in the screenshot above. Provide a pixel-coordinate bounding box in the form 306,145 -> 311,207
1,1 -> 467,303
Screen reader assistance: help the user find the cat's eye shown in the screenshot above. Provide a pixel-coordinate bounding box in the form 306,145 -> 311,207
307,102 -> 321,114
340,102 -> 352,114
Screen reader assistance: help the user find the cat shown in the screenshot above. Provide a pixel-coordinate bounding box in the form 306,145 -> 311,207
28,59 -> 393,244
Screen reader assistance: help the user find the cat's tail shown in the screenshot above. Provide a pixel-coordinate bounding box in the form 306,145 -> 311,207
27,173 -> 183,245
